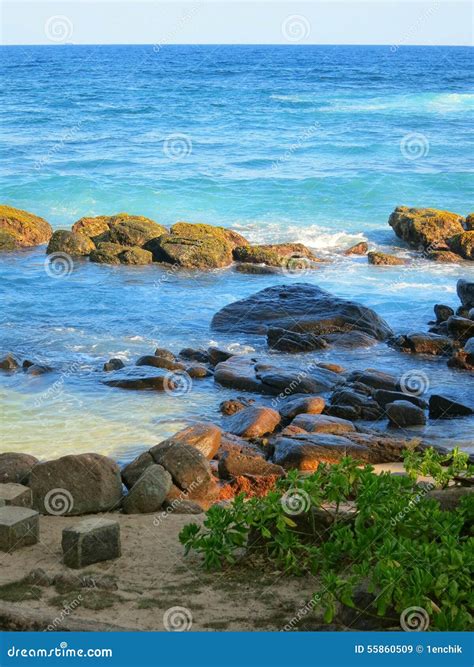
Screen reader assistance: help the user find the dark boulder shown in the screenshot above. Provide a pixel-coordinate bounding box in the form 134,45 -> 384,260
272,433 -> 369,470
428,394 -> 473,419
267,327 -> 328,353
386,400 -> 427,427
102,367 -> 170,390
434,304 -> 454,324
122,465 -> 172,514
0,354 -> 20,371
457,279 -> 474,308
0,453 -> 39,484
103,358 -> 125,372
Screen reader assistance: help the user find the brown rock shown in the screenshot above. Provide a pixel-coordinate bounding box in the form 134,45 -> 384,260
224,406 -> 281,438
272,434 -> 369,470
150,442 -> 216,500
394,333 -> 453,356
164,423 -> 222,459
448,231 -> 474,260
217,451 -> 285,480
386,401 -> 426,427
291,413 -> 356,435
344,241 -> 368,255
0,354 -> 19,371
121,452 -> 154,489
388,206 -> 464,249
278,396 -> 325,420
0,204 -> 52,248
46,230 -> 95,257
0,453 -> 39,485
368,251 -> 406,266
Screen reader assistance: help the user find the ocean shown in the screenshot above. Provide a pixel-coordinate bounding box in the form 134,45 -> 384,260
0,44 -> 473,461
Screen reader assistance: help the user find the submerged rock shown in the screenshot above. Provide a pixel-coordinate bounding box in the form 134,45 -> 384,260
102,366 -> 171,390
344,241 -> 368,255
388,206 -> 464,249
233,243 -> 319,268
234,263 -> 280,275
0,204 -> 52,248
211,283 -> 393,341
103,358 -> 125,372
368,251 -> 406,266
426,250 -> 462,263
46,230 -> 95,257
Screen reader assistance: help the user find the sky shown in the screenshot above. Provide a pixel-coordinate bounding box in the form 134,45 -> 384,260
1,0 -> 472,46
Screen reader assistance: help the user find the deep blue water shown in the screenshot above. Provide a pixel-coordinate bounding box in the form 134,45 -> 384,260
0,45 -> 473,459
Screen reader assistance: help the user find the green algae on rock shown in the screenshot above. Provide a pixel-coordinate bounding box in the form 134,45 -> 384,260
388,206 -> 464,249
0,204 -> 52,249
233,242 -> 319,267
46,230 -> 95,256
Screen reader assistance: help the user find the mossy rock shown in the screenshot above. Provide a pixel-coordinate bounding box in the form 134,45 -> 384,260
367,251 -> 406,266
448,231 -> 474,260
119,246 -> 153,265
0,230 -> 18,251
0,578 -> 43,602
427,250 -> 462,263
388,206 -> 464,249
465,213 -> 474,231
89,242 -> 126,265
71,215 -> 111,241
46,230 -> 95,256
170,222 -> 249,248
103,214 -> 167,247
233,243 -> 318,267
0,204 -> 52,248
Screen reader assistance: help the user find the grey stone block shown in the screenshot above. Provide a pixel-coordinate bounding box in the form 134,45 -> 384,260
0,483 -> 32,508
0,506 -> 39,552
62,518 -> 121,569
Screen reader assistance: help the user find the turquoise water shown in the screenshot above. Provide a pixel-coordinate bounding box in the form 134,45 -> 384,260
1,45 -> 473,459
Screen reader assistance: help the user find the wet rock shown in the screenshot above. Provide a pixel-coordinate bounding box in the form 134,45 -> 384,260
103,358 -> 125,372
368,251 -> 406,266
0,230 -> 18,250
394,332 -> 453,356
388,206 -> 464,249
154,348 -> 175,362
118,246 -> 153,265
122,465 -> 172,514
30,453 -> 122,515
179,347 -> 210,363
185,364 -> 211,378
386,401 -> 427,427
0,354 -> 20,371
257,365 -> 339,395
323,330 -> 378,348
446,316 -> 474,344
207,347 -> 233,366
234,263 -> 280,275
344,241 -> 368,255
89,242 -> 124,264
0,204 -> 52,248
219,397 -> 254,416
102,367 -> 170,390
164,423 -> 222,459
448,231 -> 474,260
272,433 -> 369,470
0,453 -> 38,485
278,395 -> 325,420
150,441 -> 216,499
101,214 -> 167,247
121,452 -> 154,489
25,364 -> 53,376
233,243 -> 319,268
434,304 -> 455,324
373,389 -> 427,410
214,356 -> 274,394
211,283 -> 393,341
71,215 -> 111,241
465,213 -> 474,231
267,327 -> 328,352
323,404 -> 360,421
428,394 -> 473,419
46,230 -> 95,257
291,413 -> 356,435
447,348 -> 474,371
346,369 -> 399,391
329,388 -> 385,421
224,406 -> 281,438
136,355 -> 184,371
218,451 -> 285,480
426,250 -> 462,263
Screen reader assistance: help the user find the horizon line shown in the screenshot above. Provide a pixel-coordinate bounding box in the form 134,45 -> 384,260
2,42 -> 472,47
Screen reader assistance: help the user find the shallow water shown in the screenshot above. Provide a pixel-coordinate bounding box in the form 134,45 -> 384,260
1,45 -> 473,460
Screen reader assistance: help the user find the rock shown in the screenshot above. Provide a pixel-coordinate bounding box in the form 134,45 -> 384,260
136,355 -> 184,371
121,452 -> 154,489
0,483 -> 32,508
179,347 -> 210,363
224,406 -> 281,438
0,230 -> 18,250
101,214 -> 167,247
428,394 -> 473,419
465,213 -> 474,231
102,367 -> 170,390
145,222 -> 235,269
388,206 -> 464,249
154,348 -> 175,362
89,242 -> 125,264
29,453 -> 122,515
426,487 -> 474,512
62,518 -> 121,568
447,348 -> 474,371
0,453 -> 38,484
24,568 -> 53,587
426,250 -> 462,263
220,398 -> 254,415
394,332 -> 453,356
186,364 -> 211,379
257,365 -> 339,395
217,451 -> 285,480
272,434 -> 369,470
103,358 -> 125,372
373,389 -> 427,410
46,230 -> 95,257
118,246 -> 153,265
211,283 -> 393,341
234,263 -> 280,275
434,304 -> 454,324
344,241 -> 368,255
150,442 -> 216,499
446,316 -> 474,344
323,330 -> 378,348
329,388 -> 385,421
267,327 -> 329,352
165,423 -> 222,459
161,499 -> 204,514
0,354 -> 19,370
368,251 -> 406,266
386,401 -> 426,427
325,404 -> 360,421
456,279 -> 474,308
346,370 -> 399,391
24,364 -> 52,376
0,204 -> 52,248
291,414 -> 356,435
214,356 -> 274,394
278,396 -> 325,420
71,215 -> 111,241
122,465 -> 172,514
448,231 -> 474,260
0,506 -> 39,552
232,243 -> 319,268
207,347 -> 233,366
